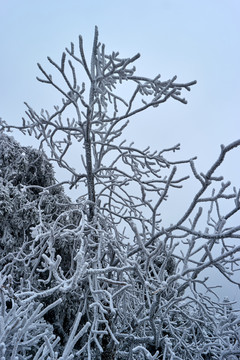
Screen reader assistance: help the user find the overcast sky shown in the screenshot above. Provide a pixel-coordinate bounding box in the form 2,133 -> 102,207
1,1 -> 239,172
1,0 -> 240,301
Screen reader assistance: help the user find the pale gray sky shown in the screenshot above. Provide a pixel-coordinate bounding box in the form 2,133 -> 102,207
1,1 -> 239,170
1,0 -> 240,301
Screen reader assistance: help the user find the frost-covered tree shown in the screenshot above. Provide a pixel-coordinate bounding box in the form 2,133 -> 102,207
1,26 -> 240,359
0,134 -> 73,357
0,133 -> 72,273
0,133 -> 54,249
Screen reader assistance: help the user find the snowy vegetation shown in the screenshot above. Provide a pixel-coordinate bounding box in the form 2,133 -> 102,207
0,27 -> 240,359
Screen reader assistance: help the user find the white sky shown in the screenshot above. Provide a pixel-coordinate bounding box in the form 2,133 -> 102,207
1,0 -> 240,301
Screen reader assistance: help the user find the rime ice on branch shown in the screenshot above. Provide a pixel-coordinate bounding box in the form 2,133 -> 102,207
9,26 -> 196,221
1,27 -> 240,359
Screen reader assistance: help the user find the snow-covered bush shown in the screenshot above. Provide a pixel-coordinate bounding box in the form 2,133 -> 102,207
0,134 -> 85,357
0,273 -> 62,359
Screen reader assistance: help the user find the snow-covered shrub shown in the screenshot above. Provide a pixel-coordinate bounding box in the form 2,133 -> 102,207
0,273 -> 62,359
